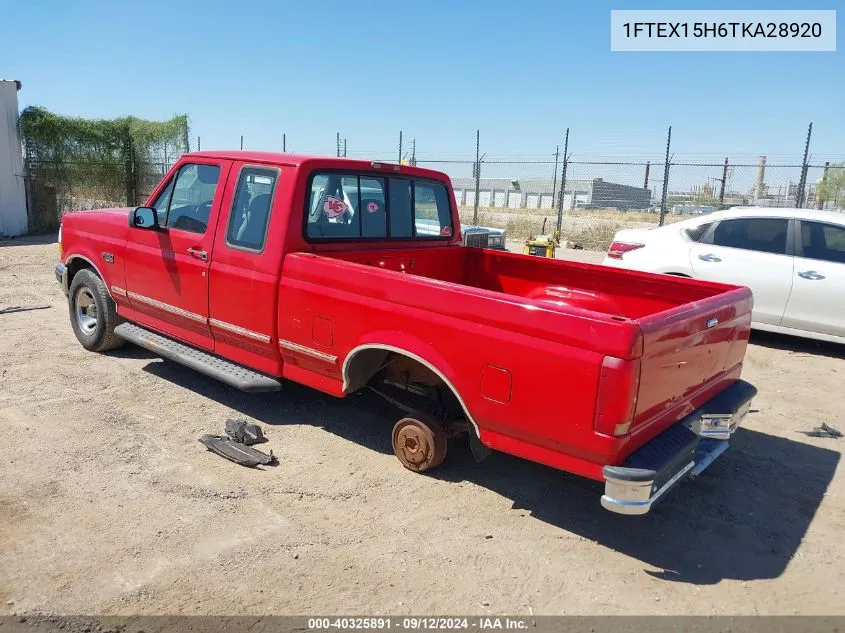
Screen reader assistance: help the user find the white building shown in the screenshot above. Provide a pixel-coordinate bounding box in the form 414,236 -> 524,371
0,79 -> 27,237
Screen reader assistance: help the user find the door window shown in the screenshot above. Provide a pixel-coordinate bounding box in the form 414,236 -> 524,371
800,221 -> 845,263
711,218 -> 788,255
151,179 -> 175,226
226,167 -> 279,251
160,164 -> 221,234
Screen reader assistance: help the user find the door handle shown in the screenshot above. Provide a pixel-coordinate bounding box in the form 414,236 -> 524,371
187,247 -> 208,261
798,270 -> 825,280
698,253 -> 721,262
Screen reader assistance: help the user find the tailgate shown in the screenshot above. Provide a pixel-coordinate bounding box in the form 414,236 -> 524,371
628,285 -> 753,449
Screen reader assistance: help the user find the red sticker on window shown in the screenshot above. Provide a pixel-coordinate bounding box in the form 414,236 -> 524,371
367,201 -> 379,213
440,226 -> 452,236
323,196 -> 349,218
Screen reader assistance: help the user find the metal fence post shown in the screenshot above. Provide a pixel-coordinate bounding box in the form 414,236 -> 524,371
643,161 -> 650,190
659,126 -> 672,226
473,129 -> 481,225
123,132 -> 137,207
796,122 -> 812,208
551,145 -> 560,209
556,128 -> 569,234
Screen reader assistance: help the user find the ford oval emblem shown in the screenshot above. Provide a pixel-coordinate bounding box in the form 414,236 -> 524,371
706,317 -> 719,328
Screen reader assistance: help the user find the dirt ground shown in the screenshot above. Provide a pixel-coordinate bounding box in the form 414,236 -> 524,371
1,235 -> 843,616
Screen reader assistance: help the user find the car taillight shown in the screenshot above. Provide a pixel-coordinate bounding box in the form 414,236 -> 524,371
594,356 -> 641,436
607,241 -> 645,259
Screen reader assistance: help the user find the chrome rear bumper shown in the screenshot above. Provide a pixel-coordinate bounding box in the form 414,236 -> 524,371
601,380 -> 757,515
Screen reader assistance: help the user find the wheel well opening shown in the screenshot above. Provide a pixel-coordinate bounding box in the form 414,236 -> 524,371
67,257 -> 98,284
345,348 -> 469,433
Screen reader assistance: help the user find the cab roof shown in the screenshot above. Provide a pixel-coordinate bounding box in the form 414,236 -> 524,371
184,151 -> 449,180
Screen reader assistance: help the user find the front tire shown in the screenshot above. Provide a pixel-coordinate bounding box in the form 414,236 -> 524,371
68,269 -> 124,352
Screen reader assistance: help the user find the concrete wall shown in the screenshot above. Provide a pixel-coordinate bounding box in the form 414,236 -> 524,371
0,79 -> 27,236
0,80 -> 26,236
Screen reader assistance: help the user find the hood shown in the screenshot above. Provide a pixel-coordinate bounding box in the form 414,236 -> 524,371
61,207 -> 132,240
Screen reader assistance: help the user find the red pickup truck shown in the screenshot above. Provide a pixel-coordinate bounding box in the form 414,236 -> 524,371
55,151 -> 756,515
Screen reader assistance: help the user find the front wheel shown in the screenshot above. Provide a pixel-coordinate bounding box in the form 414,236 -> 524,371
68,269 -> 125,352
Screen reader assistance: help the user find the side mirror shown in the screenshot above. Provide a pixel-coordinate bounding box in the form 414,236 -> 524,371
130,206 -> 160,230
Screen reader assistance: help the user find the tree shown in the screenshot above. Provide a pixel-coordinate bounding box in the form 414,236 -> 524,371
817,163 -> 845,207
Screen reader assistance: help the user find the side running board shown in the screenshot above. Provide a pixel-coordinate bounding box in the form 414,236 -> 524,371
114,322 -> 282,393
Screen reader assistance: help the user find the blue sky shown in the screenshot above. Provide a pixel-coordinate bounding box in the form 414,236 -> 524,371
2,0 -> 842,162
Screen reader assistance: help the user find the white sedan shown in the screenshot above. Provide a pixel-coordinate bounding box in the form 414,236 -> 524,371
602,207 -> 845,344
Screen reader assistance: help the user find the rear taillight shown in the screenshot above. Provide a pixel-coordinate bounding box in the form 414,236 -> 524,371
607,241 -> 645,260
594,356 -> 641,436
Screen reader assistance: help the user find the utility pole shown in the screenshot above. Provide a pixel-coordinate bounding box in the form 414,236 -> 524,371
473,130 -> 481,225
796,122 -> 813,208
398,131 -> 403,164
551,145 -> 560,208
411,139 -> 416,166
336,132 -> 341,157
240,135 -> 244,151
659,126 -> 672,226
197,136 -> 201,152
343,138 -> 347,157
643,161 -> 650,190
556,128 -> 569,234
282,134 -> 286,152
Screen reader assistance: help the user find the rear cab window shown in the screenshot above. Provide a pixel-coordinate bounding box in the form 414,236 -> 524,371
305,171 -> 453,241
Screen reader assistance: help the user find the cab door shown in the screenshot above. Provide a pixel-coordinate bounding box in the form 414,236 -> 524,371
207,163 -> 286,375
782,220 -> 845,337
124,160 -> 232,350
689,216 -> 794,326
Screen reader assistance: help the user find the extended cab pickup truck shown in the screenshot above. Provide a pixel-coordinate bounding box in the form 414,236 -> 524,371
56,151 -> 757,515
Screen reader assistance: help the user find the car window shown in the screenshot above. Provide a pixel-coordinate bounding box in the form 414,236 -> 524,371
388,179 -> 413,238
226,167 -> 278,251
164,164 -> 221,234
151,179 -> 175,226
683,222 -> 712,242
801,221 -> 845,263
306,171 -> 453,241
712,218 -> 788,255
414,181 -> 453,237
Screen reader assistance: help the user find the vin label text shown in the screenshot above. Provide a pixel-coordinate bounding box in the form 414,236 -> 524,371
611,10 -> 836,51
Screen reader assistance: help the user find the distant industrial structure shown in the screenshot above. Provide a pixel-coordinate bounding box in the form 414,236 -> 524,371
451,177 -> 651,211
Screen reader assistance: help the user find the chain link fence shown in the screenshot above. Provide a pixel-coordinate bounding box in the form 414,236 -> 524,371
21,108 -> 188,232
415,157 -> 843,250
24,118 -> 845,253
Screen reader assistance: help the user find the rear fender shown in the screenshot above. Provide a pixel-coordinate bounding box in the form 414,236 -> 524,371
341,332 -> 481,438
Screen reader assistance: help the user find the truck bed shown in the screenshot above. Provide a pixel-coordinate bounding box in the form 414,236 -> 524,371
281,246 -> 752,478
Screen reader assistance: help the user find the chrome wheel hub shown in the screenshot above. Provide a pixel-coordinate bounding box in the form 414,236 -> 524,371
74,289 -> 98,335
